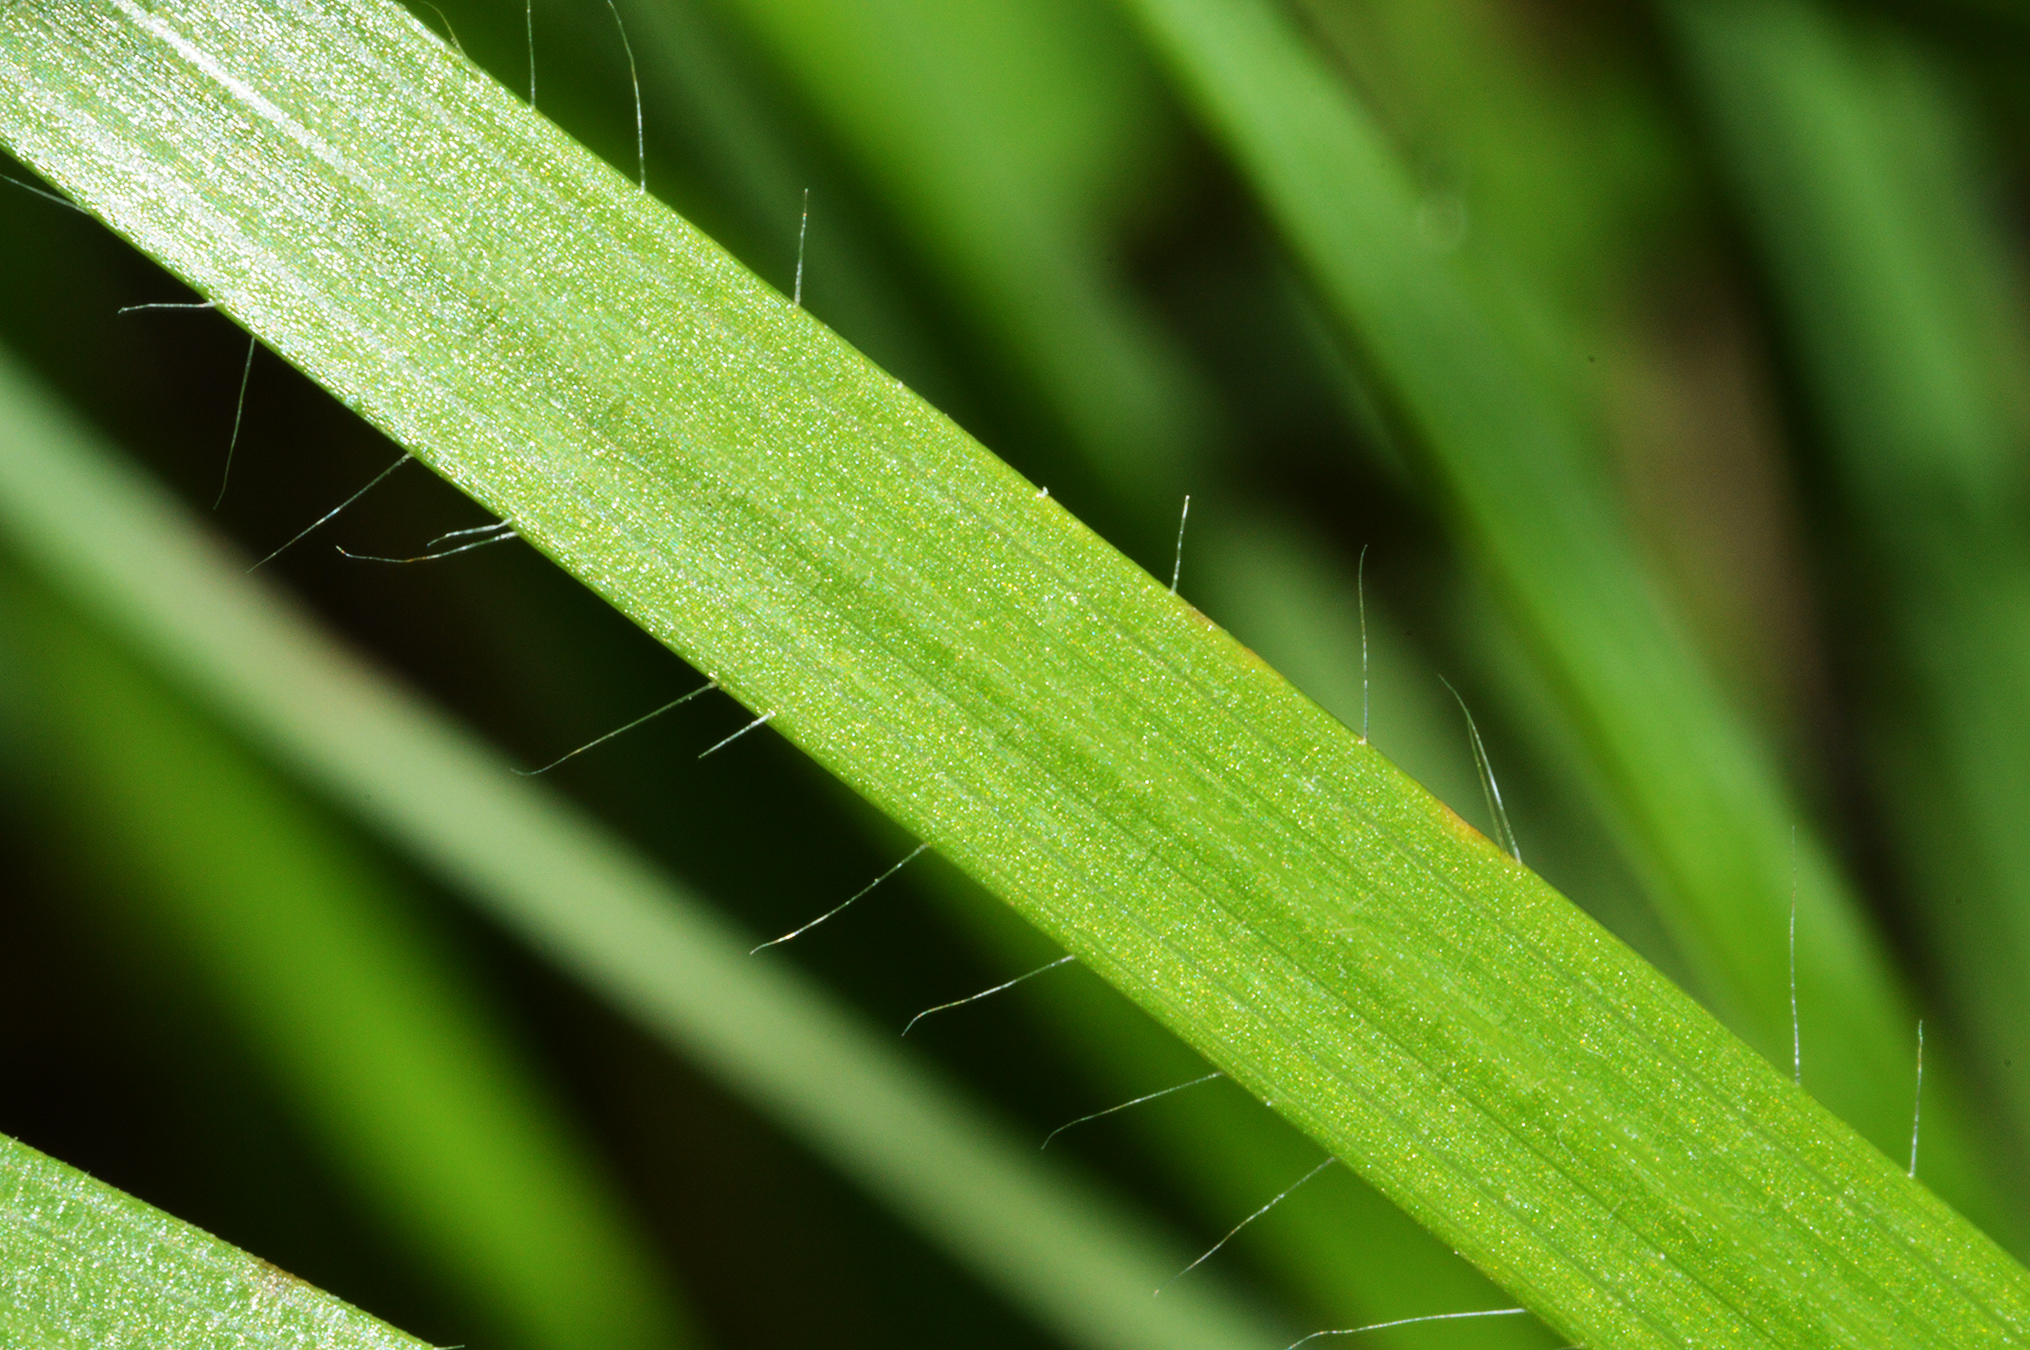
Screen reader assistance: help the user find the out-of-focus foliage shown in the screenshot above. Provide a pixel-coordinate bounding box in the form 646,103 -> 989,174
1,0 -> 2026,1345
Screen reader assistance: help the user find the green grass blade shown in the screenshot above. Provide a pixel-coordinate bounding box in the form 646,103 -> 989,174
1,1133 -> 428,1350
1105,0 -> 2009,1236
1664,0 -> 2030,1186
0,348 -> 1281,1350
1,4 -> 2024,1343
1,579 -> 695,1350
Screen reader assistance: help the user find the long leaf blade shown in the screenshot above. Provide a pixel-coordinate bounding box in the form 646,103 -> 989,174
1,3 -> 2023,1343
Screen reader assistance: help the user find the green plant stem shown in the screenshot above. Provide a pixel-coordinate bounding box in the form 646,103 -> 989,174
1,4 -> 2023,1343
1106,0 -> 2007,1238
1,1134 -> 429,1350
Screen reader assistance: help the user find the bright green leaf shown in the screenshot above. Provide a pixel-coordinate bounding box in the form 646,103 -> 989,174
1,3 -> 2023,1343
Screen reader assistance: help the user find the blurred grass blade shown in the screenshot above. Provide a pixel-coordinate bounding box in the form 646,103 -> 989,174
1106,0 -> 2009,1236
1,4 -> 2025,1343
0,577 -> 694,1350
0,349 -> 1281,1350
1,1133 -> 429,1350
1664,0 -> 2030,1186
